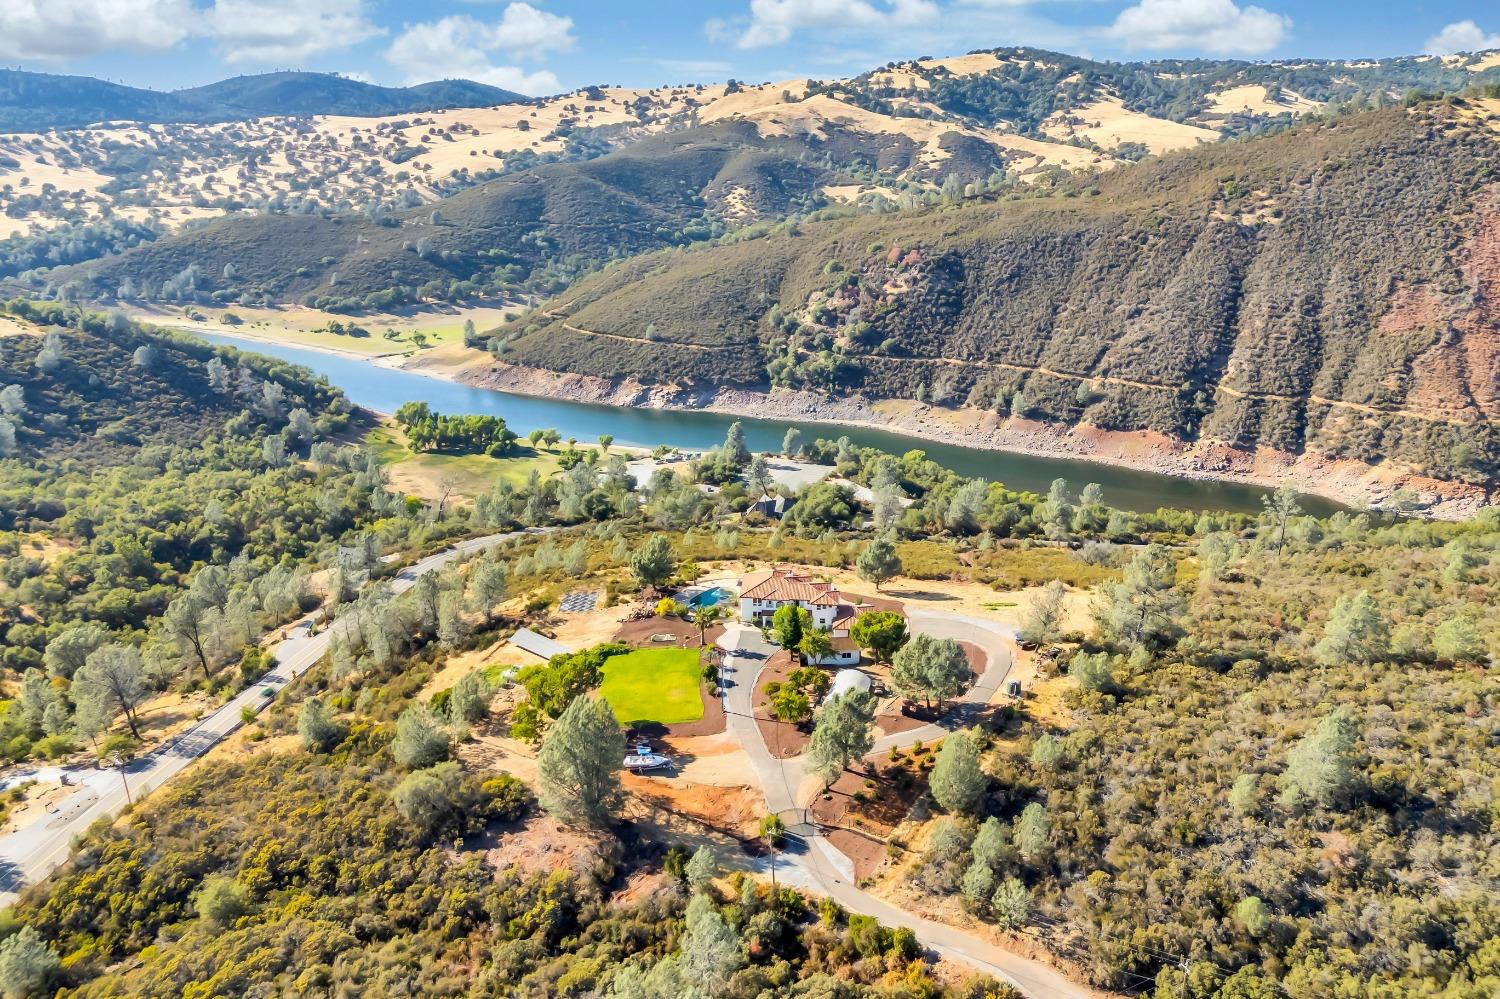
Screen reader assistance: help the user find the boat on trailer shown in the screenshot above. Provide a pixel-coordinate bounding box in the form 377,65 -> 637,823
623,750 -> 673,772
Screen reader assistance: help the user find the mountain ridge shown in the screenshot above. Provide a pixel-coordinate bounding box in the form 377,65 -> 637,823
479,97 -> 1500,488
0,69 -> 524,132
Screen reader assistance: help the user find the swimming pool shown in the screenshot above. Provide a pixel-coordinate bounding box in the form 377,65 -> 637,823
689,586 -> 733,608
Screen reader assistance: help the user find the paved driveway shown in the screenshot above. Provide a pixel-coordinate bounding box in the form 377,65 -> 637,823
716,616 -> 1098,999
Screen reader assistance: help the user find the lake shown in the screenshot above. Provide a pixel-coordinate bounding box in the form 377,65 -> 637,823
200,333 -> 1337,516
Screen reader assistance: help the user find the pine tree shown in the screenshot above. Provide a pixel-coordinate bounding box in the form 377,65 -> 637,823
1313,591 -> 1388,666
1013,802 -> 1051,863
929,731 -> 984,813
629,533 -> 677,589
856,532 -> 902,591
297,696 -> 343,752
890,633 -> 969,708
781,426 -> 802,456
806,690 -> 876,790
538,695 -> 625,828
684,845 -> 719,892
392,705 -> 450,768
1261,483 -> 1303,556
0,925 -> 60,997
1019,580 -> 1066,646
1093,544 -> 1186,649
722,420 -> 750,469
1279,707 -> 1362,809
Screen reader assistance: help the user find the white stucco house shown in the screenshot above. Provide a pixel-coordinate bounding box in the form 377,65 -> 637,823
739,567 -> 866,666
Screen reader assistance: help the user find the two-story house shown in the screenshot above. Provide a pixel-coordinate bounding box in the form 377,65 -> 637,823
738,567 -> 864,666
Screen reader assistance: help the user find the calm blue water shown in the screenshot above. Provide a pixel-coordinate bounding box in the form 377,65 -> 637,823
690,587 -> 732,608
198,332 -> 1338,516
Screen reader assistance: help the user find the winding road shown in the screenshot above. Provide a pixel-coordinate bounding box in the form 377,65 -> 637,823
717,615 -> 1099,999
0,534 -> 1094,996
0,528 -> 541,906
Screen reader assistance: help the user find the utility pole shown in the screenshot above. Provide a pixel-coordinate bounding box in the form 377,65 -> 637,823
110,755 -> 132,805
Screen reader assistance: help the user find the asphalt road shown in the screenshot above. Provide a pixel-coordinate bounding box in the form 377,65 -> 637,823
717,616 -> 1099,999
0,532 -> 1093,996
0,528 -> 539,905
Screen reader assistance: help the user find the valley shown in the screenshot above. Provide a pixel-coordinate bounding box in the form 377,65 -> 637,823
2,26 -> 1500,999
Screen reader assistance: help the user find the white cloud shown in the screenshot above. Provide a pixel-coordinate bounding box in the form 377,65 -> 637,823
734,0 -> 939,49
1106,0 -> 1290,55
487,1 -> 575,59
207,0 -> 383,64
0,0 -> 385,65
386,4 -> 573,96
1424,21 -> 1500,56
656,58 -> 736,78
0,0 -> 198,61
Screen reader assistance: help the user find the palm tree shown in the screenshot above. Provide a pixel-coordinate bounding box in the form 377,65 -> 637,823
693,602 -> 726,647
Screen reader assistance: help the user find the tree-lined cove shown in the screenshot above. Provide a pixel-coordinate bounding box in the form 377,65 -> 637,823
197,332 -> 1333,516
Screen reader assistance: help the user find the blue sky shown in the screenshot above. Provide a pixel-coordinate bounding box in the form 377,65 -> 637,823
1,1 -> 1498,94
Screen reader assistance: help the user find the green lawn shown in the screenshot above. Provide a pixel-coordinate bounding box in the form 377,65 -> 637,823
599,648 -> 704,726
365,424 -> 562,502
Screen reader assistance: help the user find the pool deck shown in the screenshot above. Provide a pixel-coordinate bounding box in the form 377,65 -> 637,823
675,578 -> 740,608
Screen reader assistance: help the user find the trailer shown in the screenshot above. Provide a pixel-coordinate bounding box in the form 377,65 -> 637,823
623,752 -> 673,772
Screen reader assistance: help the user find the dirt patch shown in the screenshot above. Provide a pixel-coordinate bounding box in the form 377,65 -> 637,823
480,812 -> 619,882
551,601 -> 631,649
1015,660 -> 1077,729
655,732 -> 754,784
613,869 -> 675,907
0,781 -> 75,836
809,753 -> 928,880
417,639 -> 511,701
623,775 -> 766,840
753,651 -> 812,759
19,534 -> 75,565
613,613 -> 722,649
826,827 -> 891,882
460,707 -> 541,783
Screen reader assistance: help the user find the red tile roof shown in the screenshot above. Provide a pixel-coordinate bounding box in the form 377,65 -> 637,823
741,569 -> 843,606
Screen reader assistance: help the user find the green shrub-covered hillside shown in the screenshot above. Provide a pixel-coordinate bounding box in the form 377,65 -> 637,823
494,98 -> 1500,483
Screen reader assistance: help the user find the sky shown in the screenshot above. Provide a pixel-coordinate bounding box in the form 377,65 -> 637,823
1,1 -> 1498,96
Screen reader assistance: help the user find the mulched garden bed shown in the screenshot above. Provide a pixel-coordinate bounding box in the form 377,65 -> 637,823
809,750 -> 932,880
753,649 -> 813,759
613,614 -> 724,650
874,640 -> 988,736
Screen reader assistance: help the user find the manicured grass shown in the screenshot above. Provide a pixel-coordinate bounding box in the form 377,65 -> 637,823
365,424 -> 562,502
599,648 -> 704,725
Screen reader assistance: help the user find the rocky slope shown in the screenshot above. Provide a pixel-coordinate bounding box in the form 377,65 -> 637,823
488,99 -> 1500,489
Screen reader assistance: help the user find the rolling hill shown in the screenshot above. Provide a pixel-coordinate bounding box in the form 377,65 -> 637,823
43,123 -> 934,307
484,97 -> 1500,487
4,47 -> 1498,245
0,69 -> 523,133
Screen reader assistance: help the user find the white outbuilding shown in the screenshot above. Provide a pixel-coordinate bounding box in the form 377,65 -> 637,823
828,668 -> 873,700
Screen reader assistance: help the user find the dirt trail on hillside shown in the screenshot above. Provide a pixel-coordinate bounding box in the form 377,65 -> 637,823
539,305 -> 1480,426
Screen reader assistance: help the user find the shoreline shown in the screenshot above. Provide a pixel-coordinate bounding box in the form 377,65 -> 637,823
187,326 -> 1490,519
136,311 -> 424,367
428,355 -> 1491,520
